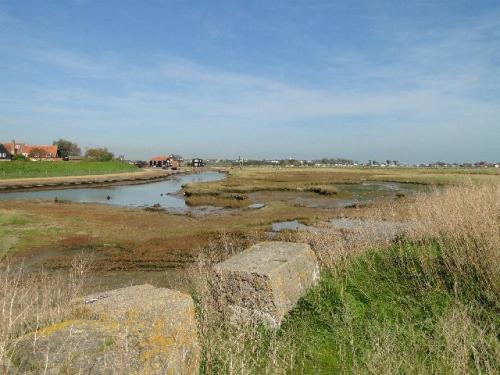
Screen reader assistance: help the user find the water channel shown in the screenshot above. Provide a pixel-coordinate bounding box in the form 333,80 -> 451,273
0,171 -> 225,209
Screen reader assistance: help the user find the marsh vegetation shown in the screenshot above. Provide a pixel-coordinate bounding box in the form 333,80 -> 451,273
0,166 -> 498,373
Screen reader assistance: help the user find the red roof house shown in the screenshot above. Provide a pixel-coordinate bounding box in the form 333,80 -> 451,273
149,155 -> 181,169
2,140 -> 58,160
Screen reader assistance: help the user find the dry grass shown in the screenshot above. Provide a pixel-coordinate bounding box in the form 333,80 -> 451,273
0,180 -> 498,373
190,181 -> 500,373
187,231 -> 298,374
0,253 -> 94,372
183,167 -> 500,198
405,183 -> 500,300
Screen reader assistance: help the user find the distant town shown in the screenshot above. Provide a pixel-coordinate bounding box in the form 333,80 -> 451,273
1,139 -> 498,169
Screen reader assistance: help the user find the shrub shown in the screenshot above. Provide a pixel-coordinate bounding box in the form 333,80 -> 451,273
84,147 -> 114,161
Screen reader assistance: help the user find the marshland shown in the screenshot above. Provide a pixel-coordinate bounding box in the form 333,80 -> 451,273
2,1 -> 500,372
0,163 -> 499,373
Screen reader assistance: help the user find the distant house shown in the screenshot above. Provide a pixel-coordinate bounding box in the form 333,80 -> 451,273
150,155 -> 171,168
1,140 -> 58,160
0,144 -> 11,160
191,158 -> 205,168
149,155 -> 181,169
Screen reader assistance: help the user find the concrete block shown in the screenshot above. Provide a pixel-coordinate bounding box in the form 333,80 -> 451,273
10,285 -> 200,374
213,241 -> 319,328
10,320 -> 122,374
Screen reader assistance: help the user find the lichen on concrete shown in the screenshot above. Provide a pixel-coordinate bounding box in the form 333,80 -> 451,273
213,241 -> 320,328
9,284 -> 200,374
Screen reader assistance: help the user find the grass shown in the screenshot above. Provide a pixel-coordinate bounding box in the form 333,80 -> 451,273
0,196 -> 335,270
183,166 -> 500,199
200,244 -> 498,373
0,255 -> 95,374
196,182 -> 500,374
0,170 -> 498,372
0,210 -> 30,226
0,160 -> 137,179
0,209 -> 65,259
281,243 -> 498,374
0,210 -> 31,258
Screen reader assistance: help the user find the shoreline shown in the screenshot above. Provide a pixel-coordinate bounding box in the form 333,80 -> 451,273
0,169 -> 187,193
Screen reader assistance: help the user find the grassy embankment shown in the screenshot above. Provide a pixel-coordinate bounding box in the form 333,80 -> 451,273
196,182 -> 500,374
0,160 -> 137,179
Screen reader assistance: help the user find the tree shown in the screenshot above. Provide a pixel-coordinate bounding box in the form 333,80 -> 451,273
53,139 -> 81,158
84,148 -> 114,161
29,148 -> 48,159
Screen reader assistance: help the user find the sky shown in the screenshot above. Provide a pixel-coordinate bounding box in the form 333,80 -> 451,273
0,0 -> 499,163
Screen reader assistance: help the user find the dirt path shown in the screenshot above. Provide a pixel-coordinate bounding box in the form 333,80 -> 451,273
0,169 -> 178,191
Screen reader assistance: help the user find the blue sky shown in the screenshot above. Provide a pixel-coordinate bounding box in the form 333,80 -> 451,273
1,0 -> 499,162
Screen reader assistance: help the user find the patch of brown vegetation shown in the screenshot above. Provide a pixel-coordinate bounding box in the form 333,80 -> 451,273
59,234 -> 93,247
0,200 -> 274,270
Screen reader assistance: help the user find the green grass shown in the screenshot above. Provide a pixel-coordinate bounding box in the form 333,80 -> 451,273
0,161 -> 137,179
0,209 -> 65,258
296,245 -> 499,373
0,211 -> 31,226
205,242 -> 499,374
0,210 -> 31,257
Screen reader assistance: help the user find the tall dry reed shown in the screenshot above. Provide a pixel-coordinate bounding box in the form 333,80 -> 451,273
405,182 -> 500,302
0,253 -> 94,373
189,231 -> 299,374
196,182 -> 499,373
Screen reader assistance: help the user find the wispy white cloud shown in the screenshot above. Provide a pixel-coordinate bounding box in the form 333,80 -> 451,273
0,2 -> 499,161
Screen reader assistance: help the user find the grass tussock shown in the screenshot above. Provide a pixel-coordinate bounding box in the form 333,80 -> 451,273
185,195 -> 249,209
192,182 -> 500,374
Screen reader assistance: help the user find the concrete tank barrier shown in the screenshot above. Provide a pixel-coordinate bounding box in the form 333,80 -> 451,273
10,285 -> 200,374
213,241 -> 320,328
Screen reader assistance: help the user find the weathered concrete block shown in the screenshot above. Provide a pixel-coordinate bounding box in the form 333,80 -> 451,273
10,320 -> 122,374
10,285 -> 200,374
213,241 -> 320,328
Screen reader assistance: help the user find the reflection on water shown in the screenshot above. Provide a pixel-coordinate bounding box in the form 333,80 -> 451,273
0,172 -> 225,209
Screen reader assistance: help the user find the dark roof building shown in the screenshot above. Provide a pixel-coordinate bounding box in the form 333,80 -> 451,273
191,158 -> 205,168
0,144 -> 11,160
